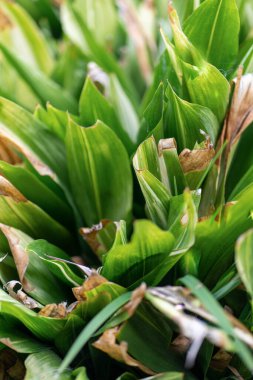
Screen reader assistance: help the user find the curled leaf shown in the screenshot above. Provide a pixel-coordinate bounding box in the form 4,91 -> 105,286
4,281 -> 41,309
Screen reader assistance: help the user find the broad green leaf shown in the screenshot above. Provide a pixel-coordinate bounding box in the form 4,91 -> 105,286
134,170 -> 171,229
27,239 -> 83,287
102,220 -> 175,287
0,316 -> 46,354
165,83 -> 219,151
25,351 -> 77,380
162,9 -> 230,123
34,103 -> 70,141
79,77 -> 134,153
182,61 -> 230,123
181,275 -> 253,372
196,183 -> 253,287
133,137 -> 171,228
59,292 -> 132,374
116,302 -> 182,373
1,226 -> 73,305
0,187 -> 74,251
184,0 -> 240,71
235,229 -> 253,299
0,44 -> 78,113
0,160 -> 74,228
168,191 -> 198,253
0,97 -> 68,185
0,289 -> 65,341
0,0 -> 53,74
66,119 -> 132,226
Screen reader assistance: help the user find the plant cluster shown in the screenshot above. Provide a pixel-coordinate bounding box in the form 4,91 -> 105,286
0,0 -> 252,379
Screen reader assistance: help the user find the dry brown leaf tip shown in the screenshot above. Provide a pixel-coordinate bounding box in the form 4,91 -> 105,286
39,303 -> 67,318
123,283 -> 147,317
73,272 -> 107,301
179,141 -> 215,173
93,327 -> 155,375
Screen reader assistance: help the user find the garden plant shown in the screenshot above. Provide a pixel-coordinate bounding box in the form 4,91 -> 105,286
0,0 -> 252,379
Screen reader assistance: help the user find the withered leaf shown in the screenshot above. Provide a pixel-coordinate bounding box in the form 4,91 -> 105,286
93,327 -> 155,375
0,176 -> 26,202
123,283 -> 147,318
0,225 -> 31,290
225,70 -> 253,146
39,303 -> 67,318
4,281 -> 41,309
73,272 -> 107,301
179,141 -> 215,173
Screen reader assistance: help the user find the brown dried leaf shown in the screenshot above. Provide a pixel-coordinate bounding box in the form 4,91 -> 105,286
0,136 -> 56,179
179,141 -> 215,173
80,220 -> 111,255
73,272 -> 107,301
0,9 -> 12,31
0,138 -> 21,164
4,281 -> 41,309
211,350 -> 232,372
39,303 -> 67,318
0,225 -> 32,291
93,327 -> 155,375
123,283 -> 147,317
0,176 -> 26,202
226,70 -> 253,146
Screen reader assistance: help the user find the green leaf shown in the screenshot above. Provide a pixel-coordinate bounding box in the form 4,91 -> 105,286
1,226 -> 73,305
66,119 -> 132,226
165,83 -> 219,151
0,289 -> 65,341
117,303 -> 182,373
27,239 -> 83,287
158,139 -> 186,196
0,160 -> 74,228
182,61 -> 230,123
162,9 -> 230,123
196,183 -> 253,287
181,275 -> 253,372
108,75 -> 140,145
235,229 -> 253,299
184,0 -> 240,71
0,43 -> 78,113
79,77 -> 134,154
59,292 -> 132,374
0,97 -> 68,185
0,187 -> 74,251
0,1 -> 53,74
34,103 -> 71,141
61,0 -> 137,103
24,351 -> 74,380
102,220 -> 175,288
138,83 -> 164,143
